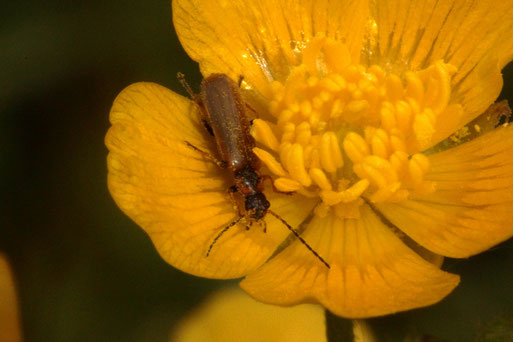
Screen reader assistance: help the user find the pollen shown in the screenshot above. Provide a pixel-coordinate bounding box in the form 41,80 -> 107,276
251,36 -> 457,219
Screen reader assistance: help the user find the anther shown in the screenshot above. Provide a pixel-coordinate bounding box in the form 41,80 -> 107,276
310,168 -> 332,191
251,119 -> 279,151
250,40 -> 456,212
252,148 -> 287,177
405,71 -> 424,103
386,74 -> 404,102
289,144 -> 311,187
274,177 -> 302,192
320,132 -> 343,172
296,122 -> 312,146
343,133 -> 370,163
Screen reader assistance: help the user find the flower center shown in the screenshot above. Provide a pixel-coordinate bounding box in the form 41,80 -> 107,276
251,37 -> 458,219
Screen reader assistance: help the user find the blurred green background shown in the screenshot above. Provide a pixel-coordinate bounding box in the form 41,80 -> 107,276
2,1 -> 513,341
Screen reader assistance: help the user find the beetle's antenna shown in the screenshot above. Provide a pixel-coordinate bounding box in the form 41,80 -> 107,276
268,210 -> 330,269
206,216 -> 244,257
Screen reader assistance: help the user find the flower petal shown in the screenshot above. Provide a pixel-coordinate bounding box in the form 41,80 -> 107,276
240,205 -> 459,318
106,82 -> 315,278
172,287 -> 326,342
0,254 -> 22,342
376,124 -> 513,258
173,0 -> 369,98
369,0 -> 513,140
371,1 -> 513,68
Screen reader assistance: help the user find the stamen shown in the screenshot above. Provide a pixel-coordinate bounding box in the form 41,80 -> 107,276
386,74 -> 404,102
288,144 -> 311,187
253,148 -> 287,176
370,128 -> 391,159
281,123 -> 296,144
274,177 -> 302,192
320,132 -> 343,173
296,122 -> 312,146
343,133 -> 370,163
405,71 -> 424,103
248,37 -> 457,218
321,179 -> 370,205
251,119 -> 279,151
395,101 -> 413,133
309,168 -> 332,191
408,153 -> 430,188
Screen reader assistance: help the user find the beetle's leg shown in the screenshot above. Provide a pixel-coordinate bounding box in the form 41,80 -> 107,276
236,75 -> 259,119
237,75 -> 244,88
261,219 -> 267,233
226,185 -> 244,217
246,220 -> 254,231
201,119 -> 215,136
177,73 -> 215,136
183,141 -> 227,169
246,103 -> 259,119
177,72 -> 197,99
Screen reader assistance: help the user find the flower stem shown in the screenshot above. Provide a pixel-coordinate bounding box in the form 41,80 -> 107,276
325,309 -> 354,341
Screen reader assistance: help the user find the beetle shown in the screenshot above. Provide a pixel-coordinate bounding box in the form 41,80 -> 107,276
178,72 -> 330,268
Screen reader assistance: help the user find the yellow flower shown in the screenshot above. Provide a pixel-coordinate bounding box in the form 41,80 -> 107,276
171,287 -> 326,342
172,287 -> 378,342
106,0 -> 513,317
0,254 -> 22,342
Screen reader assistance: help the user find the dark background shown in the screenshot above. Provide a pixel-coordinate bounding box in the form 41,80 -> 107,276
2,1 -> 513,341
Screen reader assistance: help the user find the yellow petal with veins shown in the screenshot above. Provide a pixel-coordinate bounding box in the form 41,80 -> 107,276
377,124 -> 513,258
241,205 -> 459,318
106,82 -> 315,278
